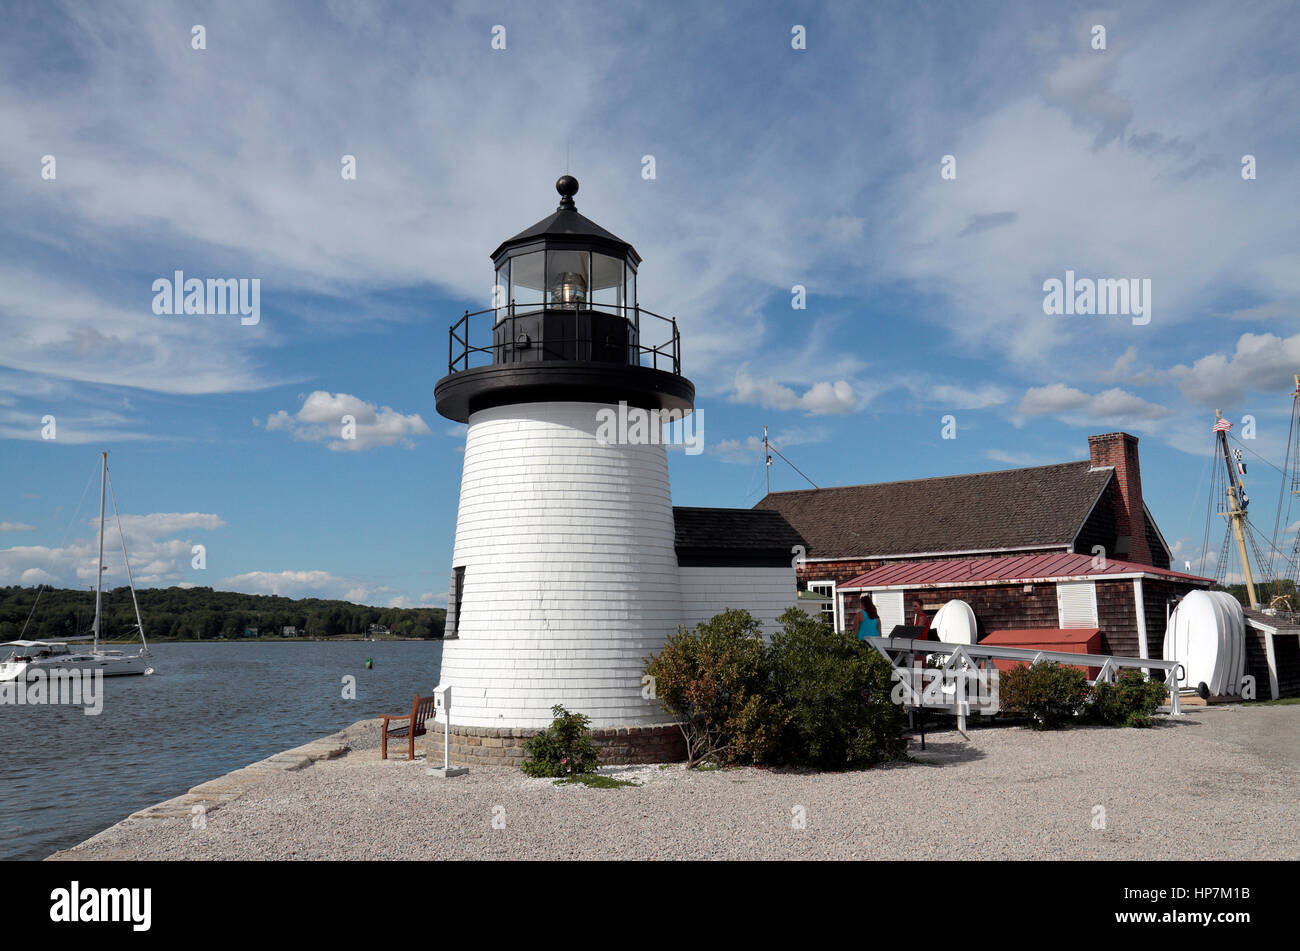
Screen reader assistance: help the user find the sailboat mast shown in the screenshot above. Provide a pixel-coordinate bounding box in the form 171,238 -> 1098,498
94,451 -> 107,648
1216,411 -> 1259,610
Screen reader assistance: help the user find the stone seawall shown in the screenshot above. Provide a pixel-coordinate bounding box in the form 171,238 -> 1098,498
426,719 -> 686,767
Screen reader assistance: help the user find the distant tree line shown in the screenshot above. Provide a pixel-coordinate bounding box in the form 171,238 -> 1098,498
0,585 -> 446,641
1213,578 -> 1297,611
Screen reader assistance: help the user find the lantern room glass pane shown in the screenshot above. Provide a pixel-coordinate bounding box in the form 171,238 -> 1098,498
546,250 -> 589,307
590,253 -> 624,313
494,260 -> 509,313
510,251 -> 544,306
625,264 -> 636,307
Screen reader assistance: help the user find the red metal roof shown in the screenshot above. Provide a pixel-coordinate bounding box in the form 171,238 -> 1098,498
841,551 -> 1212,590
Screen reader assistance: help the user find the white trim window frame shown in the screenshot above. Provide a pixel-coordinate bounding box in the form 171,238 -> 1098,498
807,580 -> 839,630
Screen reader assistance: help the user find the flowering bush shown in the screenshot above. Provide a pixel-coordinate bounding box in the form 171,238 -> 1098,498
521,704 -> 602,777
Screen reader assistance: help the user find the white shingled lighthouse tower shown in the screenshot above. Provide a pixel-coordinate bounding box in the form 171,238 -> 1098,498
433,176 -> 695,749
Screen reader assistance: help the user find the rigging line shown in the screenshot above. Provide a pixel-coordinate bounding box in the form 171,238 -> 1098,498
1198,440 -> 1220,576
18,458 -> 100,640
1184,438 -> 1214,544
766,440 -> 819,490
1270,397 -> 1299,569
1227,431 -> 1288,477
106,466 -> 147,647
1246,518 -> 1300,579
741,448 -> 765,506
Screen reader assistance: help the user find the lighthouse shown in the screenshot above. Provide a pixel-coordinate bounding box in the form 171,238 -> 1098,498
432,175 -> 698,763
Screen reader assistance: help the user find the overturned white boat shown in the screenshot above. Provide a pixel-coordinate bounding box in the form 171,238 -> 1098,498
0,452 -> 153,683
1163,589 -> 1245,697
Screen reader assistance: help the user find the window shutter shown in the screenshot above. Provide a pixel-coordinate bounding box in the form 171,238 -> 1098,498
877,592 -> 905,636
1057,581 -> 1098,628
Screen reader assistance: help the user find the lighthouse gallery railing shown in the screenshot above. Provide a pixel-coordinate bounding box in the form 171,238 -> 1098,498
446,302 -> 681,376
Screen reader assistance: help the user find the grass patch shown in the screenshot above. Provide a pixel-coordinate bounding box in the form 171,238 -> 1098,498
553,773 -> 641,789
1254,697 -> 1300,706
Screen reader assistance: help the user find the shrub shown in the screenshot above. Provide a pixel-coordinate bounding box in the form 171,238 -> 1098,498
644,608 -> 783,767
766,608 -> 907,768
1089,670 -> 1168,727
521,704 -> 602,777
998,660 -> 1089,730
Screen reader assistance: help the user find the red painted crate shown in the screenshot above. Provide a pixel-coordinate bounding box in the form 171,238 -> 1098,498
983,628 -> 1102,679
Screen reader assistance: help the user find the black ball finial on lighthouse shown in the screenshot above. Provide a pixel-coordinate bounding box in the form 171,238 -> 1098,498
556,174 -> 578,209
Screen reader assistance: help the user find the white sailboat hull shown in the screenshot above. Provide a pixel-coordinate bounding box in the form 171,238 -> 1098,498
0,650 -> 150,682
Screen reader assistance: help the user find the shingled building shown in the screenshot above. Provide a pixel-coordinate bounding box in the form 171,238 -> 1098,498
756,433 -> 1212,661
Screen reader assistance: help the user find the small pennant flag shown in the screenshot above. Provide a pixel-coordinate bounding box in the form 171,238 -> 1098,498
1213,417 -> 1233,433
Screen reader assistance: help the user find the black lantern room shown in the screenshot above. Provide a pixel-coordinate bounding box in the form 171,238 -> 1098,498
435,175 -> 694,423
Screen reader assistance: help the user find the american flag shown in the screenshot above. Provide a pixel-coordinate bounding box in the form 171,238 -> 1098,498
1213,417 -> 1233,433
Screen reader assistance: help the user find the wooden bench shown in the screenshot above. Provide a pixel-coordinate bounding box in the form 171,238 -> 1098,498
379,693 -> 438,760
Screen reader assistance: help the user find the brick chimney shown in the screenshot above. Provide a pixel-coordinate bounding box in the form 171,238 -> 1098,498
1088,432 -> 1152,566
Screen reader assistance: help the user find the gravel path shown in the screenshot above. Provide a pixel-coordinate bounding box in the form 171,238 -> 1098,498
49,706 -> 1299,861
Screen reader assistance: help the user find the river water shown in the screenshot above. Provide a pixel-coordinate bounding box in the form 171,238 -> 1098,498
0,640 -> 443,861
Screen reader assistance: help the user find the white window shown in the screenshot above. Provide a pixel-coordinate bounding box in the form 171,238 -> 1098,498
807,581 -> 838,629
1057,581 -> 1099,628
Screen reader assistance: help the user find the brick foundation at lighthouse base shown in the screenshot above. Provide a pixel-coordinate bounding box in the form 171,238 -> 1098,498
427,720 -> 687,767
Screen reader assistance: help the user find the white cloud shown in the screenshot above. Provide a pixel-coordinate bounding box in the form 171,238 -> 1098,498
1015,384 -> 1171,426
0,406 -> 156,444
1016,384 -> 1091,416
387,591 -> 447,609
730,370 -> 858,416
220,568 -> 405,606
262,391 -> 431,451
1222,301 -> 1297,322
711,426 -> 828,465
0,521 -> 36,532
1166,332 -> 1300,408
985,448 -> 1056,467
911,381 -> 1009,410
0,510 -> 222,588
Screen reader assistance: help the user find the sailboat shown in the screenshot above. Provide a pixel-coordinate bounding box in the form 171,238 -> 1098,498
0,452 -> 154,682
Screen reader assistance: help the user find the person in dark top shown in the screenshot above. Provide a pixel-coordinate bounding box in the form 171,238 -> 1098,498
852,593 -> 881,639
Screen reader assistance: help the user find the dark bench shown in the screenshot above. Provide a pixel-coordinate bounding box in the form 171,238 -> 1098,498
379,694 -> 438,760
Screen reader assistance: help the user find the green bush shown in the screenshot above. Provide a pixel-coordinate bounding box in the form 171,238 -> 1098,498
1089,670 -> 1168,727
998,660 -> 1089,729
644,608 -> 784,767
521,704 -> 602,777
767,608 -> 907,768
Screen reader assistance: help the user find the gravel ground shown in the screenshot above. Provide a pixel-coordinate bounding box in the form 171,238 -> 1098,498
49,705 -> 1299,861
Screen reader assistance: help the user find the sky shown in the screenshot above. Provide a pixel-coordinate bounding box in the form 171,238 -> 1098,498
2,0 -> 1299,607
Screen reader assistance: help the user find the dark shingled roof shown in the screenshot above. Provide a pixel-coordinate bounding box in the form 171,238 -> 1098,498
753,461 -> 1114,559
1244,608 -> 1300,635
673,506 -> 806,558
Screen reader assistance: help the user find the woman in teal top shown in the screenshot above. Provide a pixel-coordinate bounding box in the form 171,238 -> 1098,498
852,593 -> 882,639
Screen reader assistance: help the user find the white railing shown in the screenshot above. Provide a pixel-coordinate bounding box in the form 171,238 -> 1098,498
868,636 -> 1185,731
